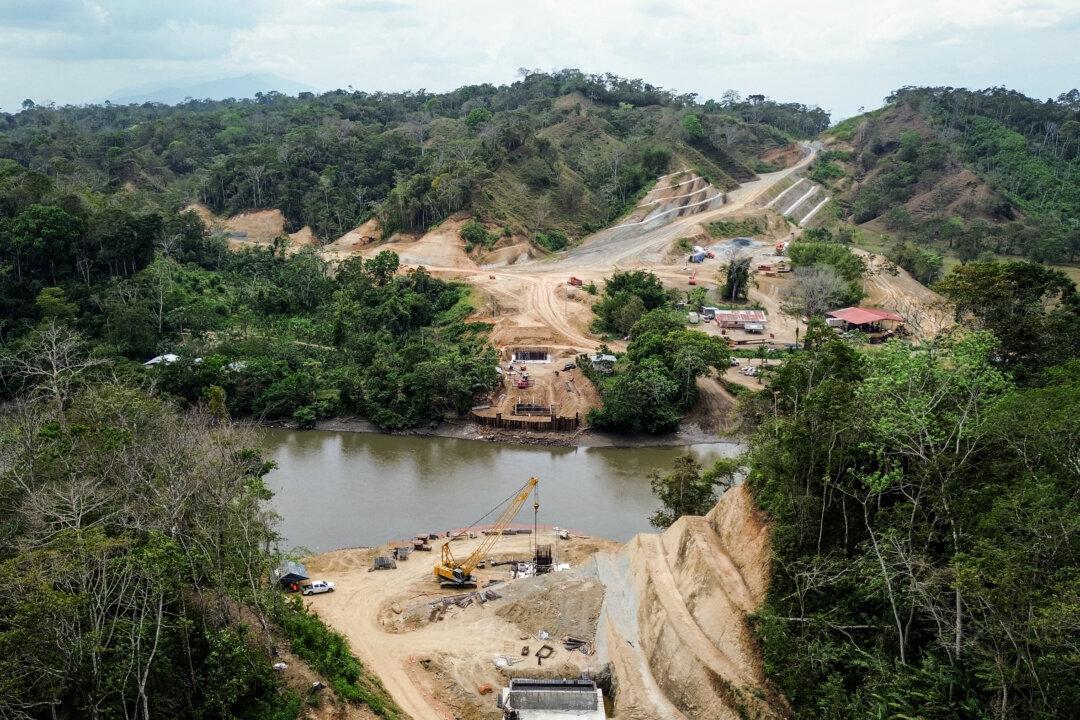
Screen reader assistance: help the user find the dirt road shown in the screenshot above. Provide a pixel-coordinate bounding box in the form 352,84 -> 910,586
400,143 -> 817,358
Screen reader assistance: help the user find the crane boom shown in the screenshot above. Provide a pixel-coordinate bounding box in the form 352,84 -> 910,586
434,477 -> 538,587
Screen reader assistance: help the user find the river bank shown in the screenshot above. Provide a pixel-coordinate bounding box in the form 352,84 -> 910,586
249,415 -> 744,449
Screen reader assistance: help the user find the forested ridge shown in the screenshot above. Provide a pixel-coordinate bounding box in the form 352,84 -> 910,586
1,69 -> 826,243
739,261 -> 1080,718
809,86 -> 1080,284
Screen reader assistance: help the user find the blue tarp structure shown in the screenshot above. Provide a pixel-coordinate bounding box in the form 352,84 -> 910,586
273,561 -> 308,588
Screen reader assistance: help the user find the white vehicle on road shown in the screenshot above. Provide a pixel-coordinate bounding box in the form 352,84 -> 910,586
301,580 -> 336,596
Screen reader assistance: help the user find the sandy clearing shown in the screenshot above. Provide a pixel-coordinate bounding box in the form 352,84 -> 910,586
185,203 -> 318,253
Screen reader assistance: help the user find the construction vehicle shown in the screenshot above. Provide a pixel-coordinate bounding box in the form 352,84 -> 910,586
688,269 -> 698,286
434,477 -> 539,588
568,276 -> 583,287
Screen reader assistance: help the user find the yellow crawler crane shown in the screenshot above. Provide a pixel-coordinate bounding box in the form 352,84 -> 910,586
434,477 -> 539,588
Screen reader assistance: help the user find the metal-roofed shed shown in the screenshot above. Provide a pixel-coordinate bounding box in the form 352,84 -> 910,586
499,678 -> 605,719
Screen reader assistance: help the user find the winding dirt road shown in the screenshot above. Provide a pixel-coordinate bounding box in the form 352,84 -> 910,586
411,144 -> 818,354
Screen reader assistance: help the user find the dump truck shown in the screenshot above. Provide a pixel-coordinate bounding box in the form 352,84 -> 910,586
568,277 -> 583,287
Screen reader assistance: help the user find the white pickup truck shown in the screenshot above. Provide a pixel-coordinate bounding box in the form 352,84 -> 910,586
301,580 -> 336,596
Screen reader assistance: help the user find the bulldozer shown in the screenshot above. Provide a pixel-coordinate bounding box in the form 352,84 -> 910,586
434,477 -> 539,589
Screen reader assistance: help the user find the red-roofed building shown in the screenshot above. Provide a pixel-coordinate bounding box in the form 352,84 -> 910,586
827,307 -> 906,332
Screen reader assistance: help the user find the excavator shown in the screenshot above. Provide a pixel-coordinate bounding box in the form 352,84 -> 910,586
434,477 -> 539,588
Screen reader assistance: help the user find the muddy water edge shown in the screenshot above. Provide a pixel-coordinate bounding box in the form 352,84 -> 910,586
259,427 -> 742,552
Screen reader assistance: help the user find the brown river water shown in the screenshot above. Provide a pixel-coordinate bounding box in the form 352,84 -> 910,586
259,428 -> 741,552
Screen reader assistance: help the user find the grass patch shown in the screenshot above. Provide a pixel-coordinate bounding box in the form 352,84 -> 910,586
706,217 -> 765,238
276,596 -> 402,719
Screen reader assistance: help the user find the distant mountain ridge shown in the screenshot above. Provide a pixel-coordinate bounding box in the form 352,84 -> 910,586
107,73 -> 315,105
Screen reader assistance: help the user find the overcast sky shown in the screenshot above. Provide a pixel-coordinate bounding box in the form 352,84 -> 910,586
2,0 -> 1078,119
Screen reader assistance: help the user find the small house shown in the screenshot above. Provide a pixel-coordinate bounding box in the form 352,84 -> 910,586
827,307 -> 905,333
714,309 -> 768,329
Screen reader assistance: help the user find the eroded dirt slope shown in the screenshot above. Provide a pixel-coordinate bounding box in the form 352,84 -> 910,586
591,485 -> 781,720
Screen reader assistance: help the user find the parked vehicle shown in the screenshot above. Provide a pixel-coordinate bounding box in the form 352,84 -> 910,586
568,277 -> 583,287
730,357 -> 741,366
688,251 -> 707,263
301,580 -> 335,596
562,361 -> 576,371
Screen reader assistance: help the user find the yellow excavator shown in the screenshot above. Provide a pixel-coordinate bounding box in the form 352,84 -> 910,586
434,477 -> 539,588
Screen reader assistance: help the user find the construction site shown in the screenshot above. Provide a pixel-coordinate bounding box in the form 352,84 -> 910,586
299,476 -> 782,720
240,141 -> 950,718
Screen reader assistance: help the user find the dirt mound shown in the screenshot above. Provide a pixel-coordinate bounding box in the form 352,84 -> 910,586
479,240 -> 536,267
592,485 -> 782,720
495,575 -> 604,641
760,143 -> 804,169
323,218 -> 382,257
363,217 -> 477,270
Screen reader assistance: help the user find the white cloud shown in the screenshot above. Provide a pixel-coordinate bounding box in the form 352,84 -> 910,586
1,0 -> 1077,115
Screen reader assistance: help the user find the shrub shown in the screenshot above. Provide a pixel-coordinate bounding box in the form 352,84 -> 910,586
535,229 -> 568,251
293,405 -> 316,429
460,220 -> 497,250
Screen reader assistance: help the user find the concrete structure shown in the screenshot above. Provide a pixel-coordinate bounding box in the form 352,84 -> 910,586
499,678 -> 605,719
512,348 -> 552,364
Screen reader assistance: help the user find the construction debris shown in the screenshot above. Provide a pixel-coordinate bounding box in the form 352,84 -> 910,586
563,636 -> 596,656
534,644 -> 554,660
428,588 -> 502,613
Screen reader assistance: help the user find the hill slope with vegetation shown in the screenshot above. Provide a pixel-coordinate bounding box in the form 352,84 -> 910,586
807,86 -> 1080,284
1,69 -> 826,247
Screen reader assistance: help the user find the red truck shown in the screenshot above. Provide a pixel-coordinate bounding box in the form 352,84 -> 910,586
568,277 -> 583,287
